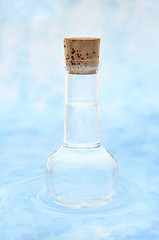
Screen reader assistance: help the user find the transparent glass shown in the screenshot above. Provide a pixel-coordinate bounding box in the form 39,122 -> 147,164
46,60 -> 118,208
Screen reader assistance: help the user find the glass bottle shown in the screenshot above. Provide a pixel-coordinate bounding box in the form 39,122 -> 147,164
46,38 -> 118,208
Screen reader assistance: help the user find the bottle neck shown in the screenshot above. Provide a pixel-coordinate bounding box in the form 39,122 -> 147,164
63,72 -> 101,148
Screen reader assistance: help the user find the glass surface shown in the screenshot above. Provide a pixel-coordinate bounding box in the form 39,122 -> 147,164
46,70 -> 118,208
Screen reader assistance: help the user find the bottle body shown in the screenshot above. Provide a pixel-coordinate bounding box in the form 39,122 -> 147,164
46,70 -> 118,208
47,145 -> 117,208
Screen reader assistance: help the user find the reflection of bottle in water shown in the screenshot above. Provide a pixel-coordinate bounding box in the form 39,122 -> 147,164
46,38 -> 118,208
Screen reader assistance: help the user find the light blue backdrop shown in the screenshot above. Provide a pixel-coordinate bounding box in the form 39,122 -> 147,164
0,0 -> 159,239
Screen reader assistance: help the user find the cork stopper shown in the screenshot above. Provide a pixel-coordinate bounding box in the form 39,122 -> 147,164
64,37 -> 101,74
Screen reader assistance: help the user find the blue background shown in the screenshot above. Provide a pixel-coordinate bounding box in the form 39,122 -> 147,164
0,0 -> 159,239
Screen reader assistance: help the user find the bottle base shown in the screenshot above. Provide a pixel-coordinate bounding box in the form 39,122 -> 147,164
49,193 -> 114,209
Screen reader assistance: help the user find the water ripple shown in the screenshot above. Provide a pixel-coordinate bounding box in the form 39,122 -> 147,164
9,175 -> 141,217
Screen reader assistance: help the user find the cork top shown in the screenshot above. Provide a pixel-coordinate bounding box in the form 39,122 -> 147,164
64,37 -> 100,41
64,37 -> 101,74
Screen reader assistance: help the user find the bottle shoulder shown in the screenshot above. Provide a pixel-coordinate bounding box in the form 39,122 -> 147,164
47,145 -> 117,170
